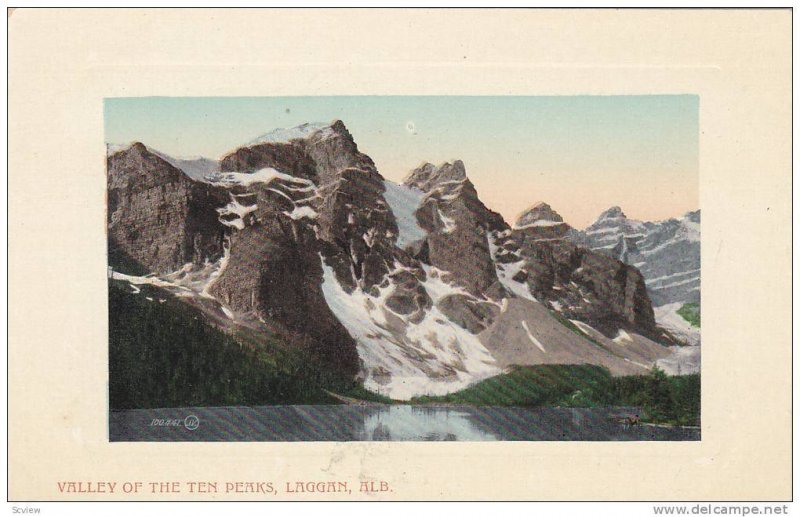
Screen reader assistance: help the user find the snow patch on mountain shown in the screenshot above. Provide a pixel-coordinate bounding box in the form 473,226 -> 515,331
109,269 -> 193,295
109,238 -> 235,322
106,143 -> 221,182
217,195 -> 258,230
613,329 -> 633,344
382,180 -> 427,249
656,345 -> 700,375
438,209 -> 457,233
521,321 -> 547,353
496,261 -> 534,301
570,319 -> 607,342
201,243 -> 230,298
514,220 -> 567,230
420,266 -> 473,302
159,155 -> 220,182
320,256 -> 500,400
210,167 -> 315,188
487,231 -> 537,302
654,303 -> 700,346
247,122 -> 334,146
286,206 -> 318,220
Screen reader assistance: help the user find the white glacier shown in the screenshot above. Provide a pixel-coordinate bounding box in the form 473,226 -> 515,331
319,255 -> 500,400
247,122 -> 334,146
382,180 -> 427,249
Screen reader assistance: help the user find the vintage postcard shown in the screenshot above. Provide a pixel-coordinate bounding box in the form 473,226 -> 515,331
7,7 -> 791,503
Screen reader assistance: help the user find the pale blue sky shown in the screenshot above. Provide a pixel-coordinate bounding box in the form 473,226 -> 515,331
105,96 -> 698,228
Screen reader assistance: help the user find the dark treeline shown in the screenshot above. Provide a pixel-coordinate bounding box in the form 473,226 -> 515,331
108,282 -> 367,409
413,364 -> 700,426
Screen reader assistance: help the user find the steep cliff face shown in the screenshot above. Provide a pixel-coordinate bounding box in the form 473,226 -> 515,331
569,207 -> 701,346
208,215 -> 360,374
315,166 -> 399,292
488,203 -> 660,341
206,121 -> 398,375
107,143 -> 227,274
404,160 -> 506,300
516,239 -> 657,338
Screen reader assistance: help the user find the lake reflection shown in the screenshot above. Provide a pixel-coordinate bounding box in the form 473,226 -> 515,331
109,404 -> 699,442
362,406 -> 498,441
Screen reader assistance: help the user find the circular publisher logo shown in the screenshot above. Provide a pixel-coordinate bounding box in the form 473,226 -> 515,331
184,415 -> 200,431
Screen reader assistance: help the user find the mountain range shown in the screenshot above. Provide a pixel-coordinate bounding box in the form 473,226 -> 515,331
107,120 -> 700,401
570,206 -> 701,347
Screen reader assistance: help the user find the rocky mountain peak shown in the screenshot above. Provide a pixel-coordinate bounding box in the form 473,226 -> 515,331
106,142 -> 188,193
684,209 -> 701,224
218,119 -> 377,188
515,202 -> 565,228
570,206 -> 700,312
403,160 -> 467,192
328,119 -> 348,134
112,142 -> 164,167
251,119 -> 349,146
399,160 -> 509,315
596,206 -> 627,222
510,201 -> 573,243
402,162 -> 434,187
246,120 -> 339,147
106,142 -> 227,275
127,141 -> 148,154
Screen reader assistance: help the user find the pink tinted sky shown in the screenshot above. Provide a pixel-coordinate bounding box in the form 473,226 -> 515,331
106,96 -> 698,228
